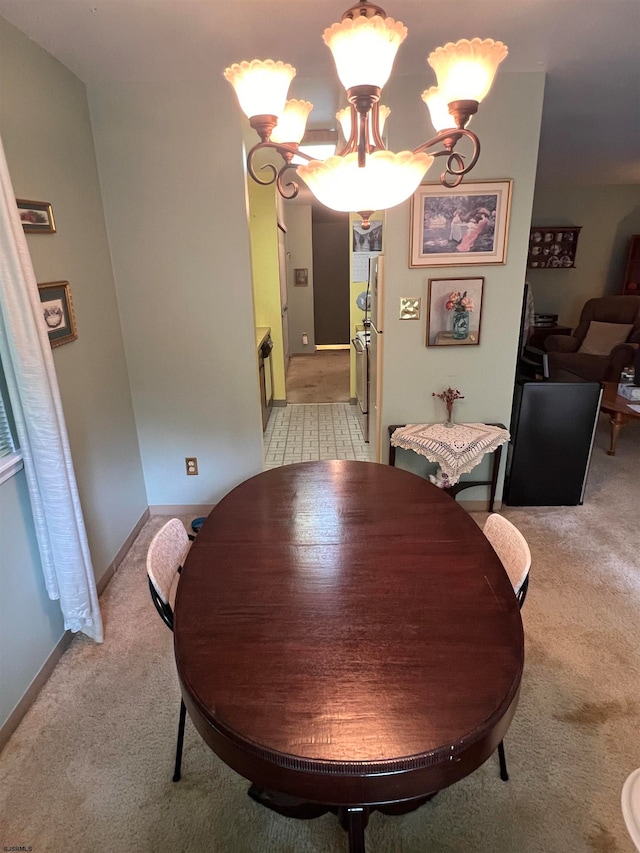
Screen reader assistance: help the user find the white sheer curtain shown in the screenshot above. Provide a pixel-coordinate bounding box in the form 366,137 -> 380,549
0,137 -> 103,642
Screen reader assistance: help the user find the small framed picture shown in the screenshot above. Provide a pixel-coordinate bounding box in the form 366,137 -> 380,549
426,277 -> 484,347
294,268 -> 309,286
16,199 -> 56,233
409,180 -> 512,267
38,281 -> 78,348
352,219 -> 383,253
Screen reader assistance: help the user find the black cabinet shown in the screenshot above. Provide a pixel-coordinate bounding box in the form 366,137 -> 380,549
503,380 -> 602,506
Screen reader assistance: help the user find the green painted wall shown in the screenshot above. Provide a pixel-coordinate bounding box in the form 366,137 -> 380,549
87,79 -> 263,505
381,72 -> 546,500
0,16 -> 147,729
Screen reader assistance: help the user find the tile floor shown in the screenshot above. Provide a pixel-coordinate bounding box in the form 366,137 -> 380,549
263,403 -> 371,469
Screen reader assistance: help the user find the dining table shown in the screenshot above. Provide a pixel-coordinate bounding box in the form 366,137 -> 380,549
173,460 -> 524,852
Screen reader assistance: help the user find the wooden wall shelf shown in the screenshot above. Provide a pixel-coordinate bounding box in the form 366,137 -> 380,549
527,226 -> 581,269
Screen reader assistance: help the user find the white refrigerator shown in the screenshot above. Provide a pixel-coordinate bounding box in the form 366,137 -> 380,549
367,255 -> 384,462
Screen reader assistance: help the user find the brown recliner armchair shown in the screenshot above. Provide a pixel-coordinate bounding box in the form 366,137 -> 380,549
545,295 -> 640,382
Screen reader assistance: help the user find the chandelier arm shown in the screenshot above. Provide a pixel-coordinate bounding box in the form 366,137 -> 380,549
337,105 -> 359,157
438,152 -> 466,188
246,140 -> 316,187
370,102 -> 385,151
276,163 -> 301,200
357,110 -> 369,168
412,128 -> 481,177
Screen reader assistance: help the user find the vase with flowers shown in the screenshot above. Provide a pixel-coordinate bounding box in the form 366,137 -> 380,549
445,291 -> 474,340
433,387 -> 464,428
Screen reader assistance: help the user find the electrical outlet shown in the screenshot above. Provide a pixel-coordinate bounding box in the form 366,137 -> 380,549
302,333 -> 308,345
185,457 -> 198,476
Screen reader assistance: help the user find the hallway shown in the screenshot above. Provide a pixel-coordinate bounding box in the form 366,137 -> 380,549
285,350 -> 350,404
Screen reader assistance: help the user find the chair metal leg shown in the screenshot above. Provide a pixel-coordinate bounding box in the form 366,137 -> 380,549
173,698 -> 186,782
497,740 -> 509,781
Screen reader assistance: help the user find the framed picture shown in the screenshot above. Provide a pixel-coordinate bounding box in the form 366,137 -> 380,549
527,226 -> 581,269
352,219 -> 383,253
426,277 -> 484,347
38,281 -> 77,348
16,199 -> 56,233
294,268 -> 308,286
409,180 -> 512,267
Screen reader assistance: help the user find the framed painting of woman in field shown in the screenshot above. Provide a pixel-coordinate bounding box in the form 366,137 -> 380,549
409,180 -> 512,267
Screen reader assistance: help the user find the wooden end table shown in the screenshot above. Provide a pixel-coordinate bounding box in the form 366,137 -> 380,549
600,382 -> 640,455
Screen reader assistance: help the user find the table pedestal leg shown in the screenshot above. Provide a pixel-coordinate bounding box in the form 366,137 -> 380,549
338,806 -> 369,853
607,414 -> 626,456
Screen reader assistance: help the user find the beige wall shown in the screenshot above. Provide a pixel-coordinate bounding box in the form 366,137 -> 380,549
381,72 -> 546,497
87,79 -> 264,505
528,184 -> 640,327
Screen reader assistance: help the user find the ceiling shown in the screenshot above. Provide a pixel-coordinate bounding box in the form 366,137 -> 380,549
0,0 -> 638,186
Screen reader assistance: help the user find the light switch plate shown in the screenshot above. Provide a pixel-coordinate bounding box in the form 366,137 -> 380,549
399,298 -> 421,320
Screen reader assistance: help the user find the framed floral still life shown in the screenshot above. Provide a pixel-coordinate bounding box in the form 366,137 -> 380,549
38,281 -> 78,348
16,199 -> 56,233
409,180 -> 512,267
426,277 -> 484,347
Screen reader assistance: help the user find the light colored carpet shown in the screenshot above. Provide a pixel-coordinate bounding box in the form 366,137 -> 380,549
0,414 -> 639,852
286,351 -> 350,404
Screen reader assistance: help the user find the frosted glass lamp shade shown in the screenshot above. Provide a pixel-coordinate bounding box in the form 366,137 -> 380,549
223,59 -> 295,119
298,149 -> 433,214
428,39 -> 508,104
336,107 -> 352,141
336,104 -> 390,143
271,100 -> 314,144
323,15 -> 407,90
421,87 -> 457,133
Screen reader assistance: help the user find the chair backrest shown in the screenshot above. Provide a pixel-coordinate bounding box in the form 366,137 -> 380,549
146,518 -> 191,629
483,513 -> 531,608
574,295 -> 640,344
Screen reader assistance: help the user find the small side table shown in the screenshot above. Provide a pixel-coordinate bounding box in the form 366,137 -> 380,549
388,422 -> 509,512
600,382 -> 640,456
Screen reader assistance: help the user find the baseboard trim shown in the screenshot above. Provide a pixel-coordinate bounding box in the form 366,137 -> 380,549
1,507 -> 153,753
96,507 -> 150,596
272,399 -> 287,407
458,499 -> 502,511
149,504 -> 215,516
0,629 -> 73,753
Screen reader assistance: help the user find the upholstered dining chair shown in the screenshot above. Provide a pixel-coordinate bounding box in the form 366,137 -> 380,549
146,518 -> 192,782
483,513 -> 532,781
622,767 -> 640,851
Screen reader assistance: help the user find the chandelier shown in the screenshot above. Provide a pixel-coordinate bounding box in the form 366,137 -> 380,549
224,1 -> 507,229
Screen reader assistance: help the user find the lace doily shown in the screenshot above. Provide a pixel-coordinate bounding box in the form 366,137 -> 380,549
390,422 -> 510,486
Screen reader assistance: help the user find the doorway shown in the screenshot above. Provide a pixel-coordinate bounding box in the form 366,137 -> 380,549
283,204 -> 351,403
311,207 -> 350,346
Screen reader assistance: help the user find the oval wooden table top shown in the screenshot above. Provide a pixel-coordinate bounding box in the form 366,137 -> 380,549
174,460 -> 524,808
